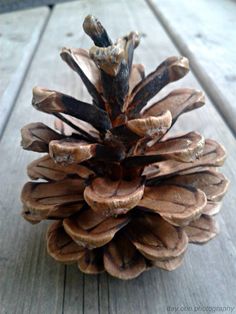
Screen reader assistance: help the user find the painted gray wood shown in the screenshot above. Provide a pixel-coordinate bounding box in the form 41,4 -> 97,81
0,7 -> 50,136
0,0 -> 76,14
0,0 -> 235,313
62,266 -> 84,314
147,0 -> 236,135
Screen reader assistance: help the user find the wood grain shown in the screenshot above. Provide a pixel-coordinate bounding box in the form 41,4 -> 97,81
147,0 -> 236,135
0,6 -> 50,136
0,0 -> 235,313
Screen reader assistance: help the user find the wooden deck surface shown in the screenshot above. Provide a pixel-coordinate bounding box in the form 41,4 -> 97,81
0,1 -> 235,313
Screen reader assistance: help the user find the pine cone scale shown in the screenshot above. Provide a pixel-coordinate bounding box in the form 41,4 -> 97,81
103,233 -> 146,280
126,214 -> 188,261
84,177 -> 145,216
47,221 -> 85,263
63,213 -> 130,249
139,184 -> 207,226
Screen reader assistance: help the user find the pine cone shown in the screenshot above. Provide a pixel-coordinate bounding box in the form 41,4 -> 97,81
20,15 -> 229,280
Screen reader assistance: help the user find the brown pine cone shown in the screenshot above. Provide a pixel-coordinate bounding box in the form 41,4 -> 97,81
20,15 -> 229,280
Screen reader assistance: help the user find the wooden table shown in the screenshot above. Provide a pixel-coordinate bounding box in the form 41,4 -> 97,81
0,1 -> 235,313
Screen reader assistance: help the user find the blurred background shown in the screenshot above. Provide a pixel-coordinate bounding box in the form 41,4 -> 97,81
0,0 -> 76,13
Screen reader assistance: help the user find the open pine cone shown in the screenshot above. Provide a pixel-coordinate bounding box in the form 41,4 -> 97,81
21,15 -> 229,280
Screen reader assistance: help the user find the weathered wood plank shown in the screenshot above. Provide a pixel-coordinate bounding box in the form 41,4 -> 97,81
63,268 -> 109,314
0,7 -> 50,136
0,6 -> 66,314
0,0 -> 76,14
147,0 -> 236,135
0,0 -> 235,313
62,266 -> 83,314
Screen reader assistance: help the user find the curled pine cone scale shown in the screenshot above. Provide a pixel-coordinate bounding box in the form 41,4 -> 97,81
20,15 -> 229,280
